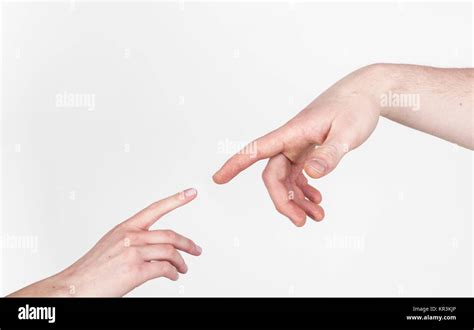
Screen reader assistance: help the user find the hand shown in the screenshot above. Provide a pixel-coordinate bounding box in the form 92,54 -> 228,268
213,65 -> 385,226
8,188 -> 202,297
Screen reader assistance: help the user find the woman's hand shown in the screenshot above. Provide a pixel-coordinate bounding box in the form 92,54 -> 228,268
8,188 -> 202,297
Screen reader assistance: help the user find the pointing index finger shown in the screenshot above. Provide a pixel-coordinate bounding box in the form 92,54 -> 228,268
212,129 -> 284,184
127,188 -> 197,229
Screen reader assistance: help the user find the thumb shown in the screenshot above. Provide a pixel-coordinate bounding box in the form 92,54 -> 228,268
304,135 -> 350,179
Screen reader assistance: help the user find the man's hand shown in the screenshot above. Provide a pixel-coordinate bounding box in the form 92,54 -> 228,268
213,65 -> 384,226
8,188 -> 202,297
213,64 -> 473,226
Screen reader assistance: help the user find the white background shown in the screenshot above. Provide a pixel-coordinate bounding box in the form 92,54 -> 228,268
1,1 -> 472,297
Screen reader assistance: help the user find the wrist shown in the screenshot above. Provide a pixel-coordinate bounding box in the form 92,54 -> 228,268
357,63 -> 399,117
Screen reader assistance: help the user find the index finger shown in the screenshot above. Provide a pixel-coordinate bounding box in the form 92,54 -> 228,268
212,129 -> 284,184
126,188 -> 197,229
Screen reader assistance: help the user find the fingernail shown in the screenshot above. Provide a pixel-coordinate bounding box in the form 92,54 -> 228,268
195,245 -> 202,254
308,159 -> 326,174
184,188 -> 197,197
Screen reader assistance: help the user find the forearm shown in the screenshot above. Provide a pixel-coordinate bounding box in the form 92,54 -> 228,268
373,64 -> 473,149
7,273 -> 72,297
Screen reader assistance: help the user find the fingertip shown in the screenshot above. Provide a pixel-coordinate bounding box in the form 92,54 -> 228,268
319,210 -> 325,221
195,244 -> 203,255
292,216 -> 306,227
183,188 -> 197,200
212,172 -> 223,184
187,243 -> 202,256
293,220 -> 305,227
285,202 -> 307,227
213,171 -> 231,185
166,269 -> 179,281
314,207 -> 325,222
316,191 -> 323,203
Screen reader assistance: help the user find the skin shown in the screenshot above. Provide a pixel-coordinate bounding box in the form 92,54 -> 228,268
213,63 -> 473,227
6,64 -> 472,296
7,188 -> 202,297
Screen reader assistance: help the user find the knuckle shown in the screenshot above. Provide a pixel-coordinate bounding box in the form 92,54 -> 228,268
162,244 -> 175,254
121,262 -> 139,277
235,155 -> 248,170
136,264 -> 150,281
175,191 -> 186,201
301,176 -> 308,184
123,246 -> 139,260
172,249 -> 181,260
148,200 -> 163,212
274,204 -> 285,214
326,143 -> 340,158
184,239 -> 194,250
318,145 -> 339,167
112,223 -> 127,235
125,231 -> 139,243
162,230 -> 176,240
261,168 -> 271,182
160,262 -> 174,275
120,230 -> 142,247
